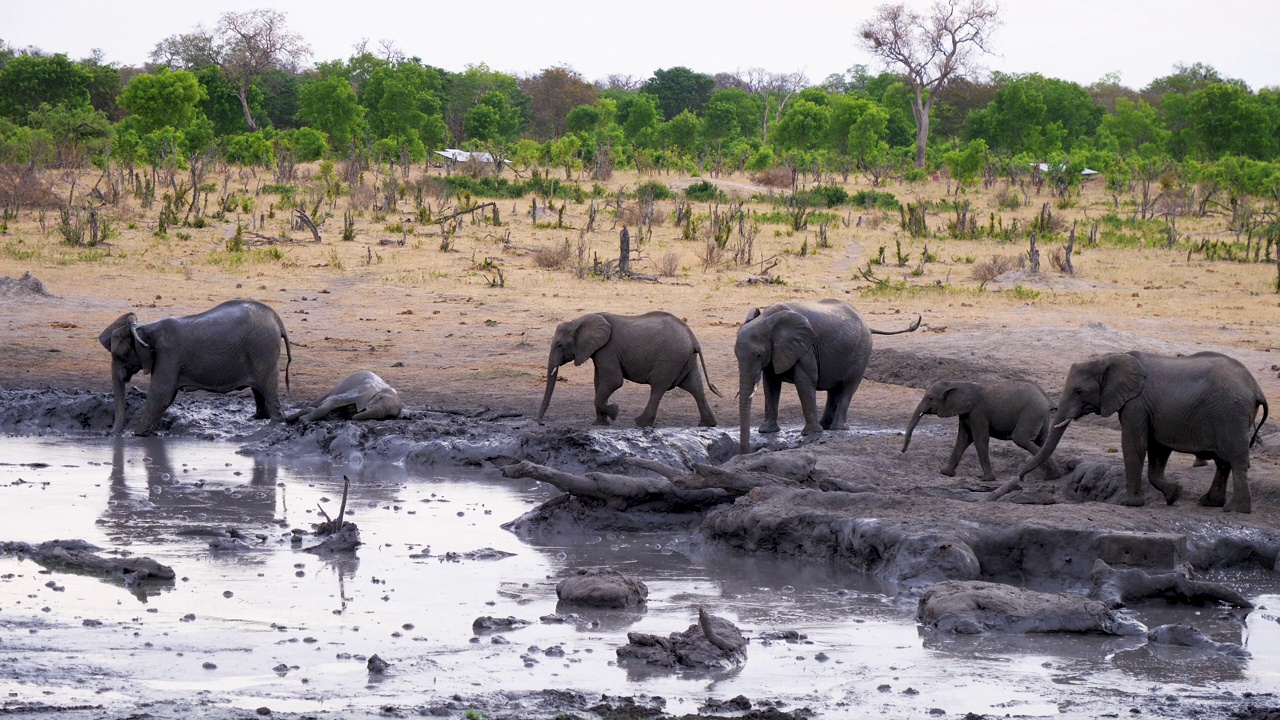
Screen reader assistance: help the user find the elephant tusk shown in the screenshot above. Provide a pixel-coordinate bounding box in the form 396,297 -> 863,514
1053,418 -> 1070,429
128,317 -> 150,348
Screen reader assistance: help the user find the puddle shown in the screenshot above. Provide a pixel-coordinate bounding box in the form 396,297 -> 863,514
2,435 -> 1278,718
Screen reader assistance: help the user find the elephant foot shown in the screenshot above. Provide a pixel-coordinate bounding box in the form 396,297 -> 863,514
1042,463 -> 1062,481
800,423 -> 823,437
939,467 -> 957,478
1119,493 -> 1146,507
592,417 -> 612,426
1223,497 -> 1252,514
605,404 -> 620,421
1159,482 -> 1181,506
699,416 -> 717,428
758,423 -> 781,434
828,421 -> 849,431
633,416 -> 656,428
980,473 -> 997,483
1198,491 -> 1226,508
1191,457 -> 1209,468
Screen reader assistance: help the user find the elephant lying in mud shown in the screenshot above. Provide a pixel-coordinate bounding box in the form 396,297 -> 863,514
537,311 -> 721,427
1020,351 -> 1268,513
98,300 -> 292,435
287,370 -> 402,423
902,379 -> 1059,482
736,299 -> 920,454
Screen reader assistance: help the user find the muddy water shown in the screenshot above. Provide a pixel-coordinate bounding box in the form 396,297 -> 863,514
2,436 -> 1278,718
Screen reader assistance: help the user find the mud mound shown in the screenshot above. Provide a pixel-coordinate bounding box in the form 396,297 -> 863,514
0,271 -> 55,299
0,387 -> 272,439
866,348 -> 1025,389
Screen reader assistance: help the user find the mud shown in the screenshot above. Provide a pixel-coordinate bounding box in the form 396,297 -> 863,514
916,580 -> 1146,635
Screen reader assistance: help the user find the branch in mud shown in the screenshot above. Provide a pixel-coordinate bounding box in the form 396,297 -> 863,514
0,539 -> 175,587
1088,559 -> 1253,609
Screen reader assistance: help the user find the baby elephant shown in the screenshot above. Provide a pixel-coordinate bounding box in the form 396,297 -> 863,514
902,379 -> 1058,481
287,370 -> 403,423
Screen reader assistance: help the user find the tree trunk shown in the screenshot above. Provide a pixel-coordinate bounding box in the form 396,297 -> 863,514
237,85 -> 257,132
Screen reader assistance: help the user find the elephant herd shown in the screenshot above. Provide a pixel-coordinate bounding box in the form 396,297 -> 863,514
99,297 -> 1269,514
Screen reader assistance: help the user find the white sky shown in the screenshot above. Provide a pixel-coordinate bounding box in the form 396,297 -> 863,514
4,0 -> 1278,91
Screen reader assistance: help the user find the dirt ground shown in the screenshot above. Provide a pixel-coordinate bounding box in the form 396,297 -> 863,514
2,166 -> 1280,719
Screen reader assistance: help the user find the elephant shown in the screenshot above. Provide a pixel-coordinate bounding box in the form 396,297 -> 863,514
902,379 -> 1059,481
736,299 -> 920,454
537,311 -> 721,427
1019,350 -> 1269,513
98,300 -> 292,435
287,370 -> 402,423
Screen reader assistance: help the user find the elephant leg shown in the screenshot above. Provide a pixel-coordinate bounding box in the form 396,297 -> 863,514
827,377 -> 861,431
593,371 -> 623,426
970,421 -> 996,482
820,387 -> 839,430
1199,457 -> 1230,508
257,374 -> 285,421
794,370 -> 823,436
136,378 -> 178,436
1119,430 -> 1148,507
759,374 -> 783,434
941,420 -> 972,477
1224,456 -> 1252,514
679,372 -> 717,427
1145,442 -> 1181,505
252,389 -> 271,419
1013,423 -> 1059,480
634,384 -> 665,428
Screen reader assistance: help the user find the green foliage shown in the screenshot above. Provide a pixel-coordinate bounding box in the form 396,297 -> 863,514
464,91 -> 521,144
297,76 -> 366,149
773,99 -> 830,152
633,181 -> 672,200
1009,284 -> 1041,301
118,69 -> 206,133
0,53 -> 92,123
224,132 -> 275,166
849,189 -> 901,210
943,138 -> 988,189
642,66 -> 716,120
287,127 -> 328,161
683,180 -> 723,202
439,174 -> 582,200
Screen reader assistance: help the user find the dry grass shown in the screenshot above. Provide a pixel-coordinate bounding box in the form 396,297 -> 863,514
532,239 -> 573,269
752,166 -> 794,189
970,254 -> 1025,287
655,251 -> 681,277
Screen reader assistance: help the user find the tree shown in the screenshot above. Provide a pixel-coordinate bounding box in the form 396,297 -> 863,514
444,64 -> 524,143
773,99 -> 831,152
463,91 -> 520,146
0,53 -> 91,123
1142,62 -> 1246,102
857,0 -> 1000,167
152,9 -> 310,132
117,69 -> 206,133
296,76 -> 365,150
520,66 -> 598,139
642,67 -> 716,120
1098,97 -> 1167,156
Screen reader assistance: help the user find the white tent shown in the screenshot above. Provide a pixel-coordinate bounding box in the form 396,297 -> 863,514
435,148 -> 502,164
1034,162 -> 1098,176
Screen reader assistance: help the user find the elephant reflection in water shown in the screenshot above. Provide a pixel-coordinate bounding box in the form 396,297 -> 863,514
104,436 -> 279,537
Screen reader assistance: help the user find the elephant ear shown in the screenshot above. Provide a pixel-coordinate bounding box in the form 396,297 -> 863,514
573,314 -> 612,366
769,311 -> 817,373
743,307 -> 763,325
1099,353 -> 1146,417
938,383 -> 980,418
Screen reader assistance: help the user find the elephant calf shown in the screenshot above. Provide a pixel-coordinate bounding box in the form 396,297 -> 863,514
537,311 -> 721,427
902,379 -> 1058,482
287,370 -> 402,423
99,300 -> 292,435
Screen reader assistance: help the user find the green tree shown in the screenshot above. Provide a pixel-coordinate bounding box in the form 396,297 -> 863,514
1184,84 -> 1274,160
117,68 -> 206,133
660,110 -> 701,155
28,101 -> 112,165
565,104 -> 602,134
641,66 -> 716,120
195,66 -> 261,135
705,88 -> 762,140
79,52 -> 122,120
444,64 -> 524,142
0,53 -> 91,122
772,99 -> 830,152
943,138 -> 987,192
1098,97 -> 1167,156
463,91 -> 520,144
296,76 -> 365,150
621,93 -> 660,142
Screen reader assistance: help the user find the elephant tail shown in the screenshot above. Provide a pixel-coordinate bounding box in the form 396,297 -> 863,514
869,314 -> 922,335
697,347 -> 722,397
1250,393 -> 1268,448
278,317 -> 293,393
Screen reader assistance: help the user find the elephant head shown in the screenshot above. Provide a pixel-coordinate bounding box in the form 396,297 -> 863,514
735,308 -> 818,454
537,313 -> 612,421
99,313 -> 156,434
1019,353 -> 1147,478
902,381 -> 981,452
357,388 -> 404,421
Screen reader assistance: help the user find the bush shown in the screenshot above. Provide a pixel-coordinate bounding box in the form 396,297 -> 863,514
683,180 -> 724,202
805,185 -> 850,208
532,239 -> 573,269
752,166 -> 794,189
633,181 -> 672,201
970,254 -> 1023,288
440,174 -> 583,200
289,128 -> 328,162
849,189 -> 900,211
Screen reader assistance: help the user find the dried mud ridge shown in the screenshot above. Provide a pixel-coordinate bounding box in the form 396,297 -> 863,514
4,385 -> 1280,719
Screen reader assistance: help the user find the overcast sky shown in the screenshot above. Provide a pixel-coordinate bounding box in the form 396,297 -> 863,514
4,0 -> 1278,91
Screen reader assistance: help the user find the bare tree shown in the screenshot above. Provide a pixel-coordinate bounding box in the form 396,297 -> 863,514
596,74 -> 643,91
152,9 -> 310,132
729,67 -> 808,144
858,0 -> 1000,168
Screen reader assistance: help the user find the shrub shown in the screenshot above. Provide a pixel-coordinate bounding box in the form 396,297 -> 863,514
684,180 -> 723,202
805,185 -> 850,208
752,166 -> 794,189
656,251 -> 680,277
970,253 -> 1023,288
532,239 -> 573,269
633,181 -> 672,201
0,163 -> 59,208
849,189 -> 900,211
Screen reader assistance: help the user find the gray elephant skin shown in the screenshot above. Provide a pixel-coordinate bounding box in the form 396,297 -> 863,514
736,299 -> 920,454
537,311 -> 721,427
1020,350 -> 1268,513
98,300 -> 292,435
287,370 -> 402,423
902,379 -> 1059,482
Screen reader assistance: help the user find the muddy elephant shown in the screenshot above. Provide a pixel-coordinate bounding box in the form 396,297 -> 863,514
98,300 -> 292,435
287,370 -> 402,423
537,311 -> 721,427
1020,350 -> 1268,513
736,299 -> 920,454
902,379 -> 1059,481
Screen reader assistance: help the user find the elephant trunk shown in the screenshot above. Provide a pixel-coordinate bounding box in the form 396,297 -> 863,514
1020,418 -> 1068,478
536,353 -> 562,421
110,361 -> 128,435
739,368 -> 757,455
902,399 -> 931,453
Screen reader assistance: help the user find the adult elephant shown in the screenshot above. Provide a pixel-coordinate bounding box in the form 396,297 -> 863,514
537,311 -> 720,427
1019,351 -> 1268,513
736,299 -> 920,454
287,370 -> 402,423
98,300 -> 292,435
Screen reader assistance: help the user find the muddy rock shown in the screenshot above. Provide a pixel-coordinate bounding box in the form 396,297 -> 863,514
0,271 -> 54,298
0,539 -> 175,585
1147,624 -> 1250,659
472,616 -> 531,632
443,547 -> 516,561
367,654 -> 389,673
303,523 -> 361,554
917,580 -> 1146,635
556,569 -> 648,608
616,609 -> 746,669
